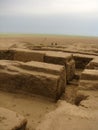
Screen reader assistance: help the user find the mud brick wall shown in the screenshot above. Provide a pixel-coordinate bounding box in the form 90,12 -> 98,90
0,60 -> 66,100
0,49 -> 75,83
13,49 -> 45,62
44,52 -> 75,82
0,49 -> 45,62
79,69 -> 98,90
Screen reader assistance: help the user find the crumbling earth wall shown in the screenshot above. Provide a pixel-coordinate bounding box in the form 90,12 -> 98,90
44,51 -> 75,82
79,69 -> 98,90
79,56 -> 98,90
0,49 -> 75,84
0,60 -> 66,100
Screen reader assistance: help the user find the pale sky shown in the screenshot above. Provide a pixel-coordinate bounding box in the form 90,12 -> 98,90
0,0 -> 98,36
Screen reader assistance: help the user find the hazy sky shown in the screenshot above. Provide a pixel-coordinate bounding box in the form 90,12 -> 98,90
0,0 -> 98,36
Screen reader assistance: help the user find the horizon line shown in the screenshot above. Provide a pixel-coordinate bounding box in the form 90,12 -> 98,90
0,33 -> 98,38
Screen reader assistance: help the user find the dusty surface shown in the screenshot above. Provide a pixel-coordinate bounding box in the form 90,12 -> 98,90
9,36 -> 98,55
0,91 -> 56,130
0,34 -> 98,130
0,35 -> 98,55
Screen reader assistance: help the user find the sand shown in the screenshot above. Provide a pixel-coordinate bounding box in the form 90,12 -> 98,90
0,91 -> 56,130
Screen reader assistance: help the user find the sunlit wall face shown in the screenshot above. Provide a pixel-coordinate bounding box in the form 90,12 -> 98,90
0,0 -> 98,36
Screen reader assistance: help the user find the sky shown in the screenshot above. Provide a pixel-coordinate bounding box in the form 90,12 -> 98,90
0,0 -> 98,36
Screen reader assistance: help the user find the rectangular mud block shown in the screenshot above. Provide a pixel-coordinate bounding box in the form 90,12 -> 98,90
80,69 -> 98,80
21,61 -> 66,76
79,80 -> 98,90
0,49 -> 45,62
17,61 -> 66,95
79,69 -> 98,90
12,48 -> 45,62
44,51 -> 72,65
44,51 -> 75,82
0,60 -> 66,100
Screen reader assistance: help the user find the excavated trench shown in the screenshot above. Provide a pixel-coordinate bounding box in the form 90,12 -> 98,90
62,55 -> 93,105
74,56 -> 93,105
0,49 -> 93,130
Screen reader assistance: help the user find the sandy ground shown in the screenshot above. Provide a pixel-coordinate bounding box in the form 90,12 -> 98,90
0,91 -> 56,130
0,35 -> 98,55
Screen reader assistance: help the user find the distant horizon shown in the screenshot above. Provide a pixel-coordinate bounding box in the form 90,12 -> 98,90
0,33 -> 98,38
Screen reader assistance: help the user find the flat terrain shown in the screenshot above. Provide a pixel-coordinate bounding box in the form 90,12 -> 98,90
0,34 -> 98,55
